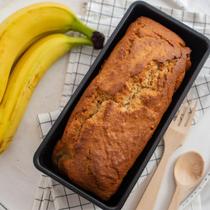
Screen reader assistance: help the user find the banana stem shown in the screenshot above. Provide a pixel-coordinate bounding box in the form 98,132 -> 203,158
69,37 -> 92,47
73,19 -> 94,39
72,18 -> 105,49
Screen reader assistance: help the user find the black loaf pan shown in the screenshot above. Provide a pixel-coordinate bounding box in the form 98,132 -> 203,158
34,1 -> 210,210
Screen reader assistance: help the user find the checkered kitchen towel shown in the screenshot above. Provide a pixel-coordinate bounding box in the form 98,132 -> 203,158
33,0 -> 210,210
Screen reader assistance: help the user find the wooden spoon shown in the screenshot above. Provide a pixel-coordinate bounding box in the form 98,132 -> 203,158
168,151 -> 205,210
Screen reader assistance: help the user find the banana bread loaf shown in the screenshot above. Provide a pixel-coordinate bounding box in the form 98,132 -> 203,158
52,17 -> 191,200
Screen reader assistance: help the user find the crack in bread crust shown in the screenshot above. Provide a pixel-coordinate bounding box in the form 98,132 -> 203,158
52,16 -> 191,200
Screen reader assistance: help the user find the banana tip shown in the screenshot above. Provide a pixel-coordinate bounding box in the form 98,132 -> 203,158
92,31 -> 105,49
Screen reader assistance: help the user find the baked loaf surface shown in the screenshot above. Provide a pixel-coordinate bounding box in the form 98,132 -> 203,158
52,17 -> 191,200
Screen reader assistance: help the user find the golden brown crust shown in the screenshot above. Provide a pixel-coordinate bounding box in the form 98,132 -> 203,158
52,17 -> 191,200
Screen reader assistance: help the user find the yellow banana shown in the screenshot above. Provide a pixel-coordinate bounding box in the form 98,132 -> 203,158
0,2 -> 104,102
0,34 -> 92,153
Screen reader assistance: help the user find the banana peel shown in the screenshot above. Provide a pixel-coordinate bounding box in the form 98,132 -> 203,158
0,34 -> 92,153
0,2 -> 104,102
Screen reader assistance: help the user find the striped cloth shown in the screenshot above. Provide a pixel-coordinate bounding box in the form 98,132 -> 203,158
32,0 -> 210,210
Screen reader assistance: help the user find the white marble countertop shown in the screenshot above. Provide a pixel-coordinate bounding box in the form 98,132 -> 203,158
0,1 -> 209,210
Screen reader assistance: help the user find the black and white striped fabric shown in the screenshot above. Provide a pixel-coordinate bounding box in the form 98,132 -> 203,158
33,0 -> 210,210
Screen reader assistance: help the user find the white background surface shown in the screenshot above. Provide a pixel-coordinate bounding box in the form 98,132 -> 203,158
0,1 -> 209,210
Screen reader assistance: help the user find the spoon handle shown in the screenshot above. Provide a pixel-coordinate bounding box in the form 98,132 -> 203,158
168,186 -> 185,210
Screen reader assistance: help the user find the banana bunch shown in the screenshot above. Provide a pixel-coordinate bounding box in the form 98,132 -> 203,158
0,3 -> 104,153
0,2 -> 104,102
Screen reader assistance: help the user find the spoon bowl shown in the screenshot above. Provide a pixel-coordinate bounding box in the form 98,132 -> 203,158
174,151 -> 204,187
168,151 -> 205,210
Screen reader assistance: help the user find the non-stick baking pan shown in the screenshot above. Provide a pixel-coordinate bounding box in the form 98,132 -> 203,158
33,1 -> 210,210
